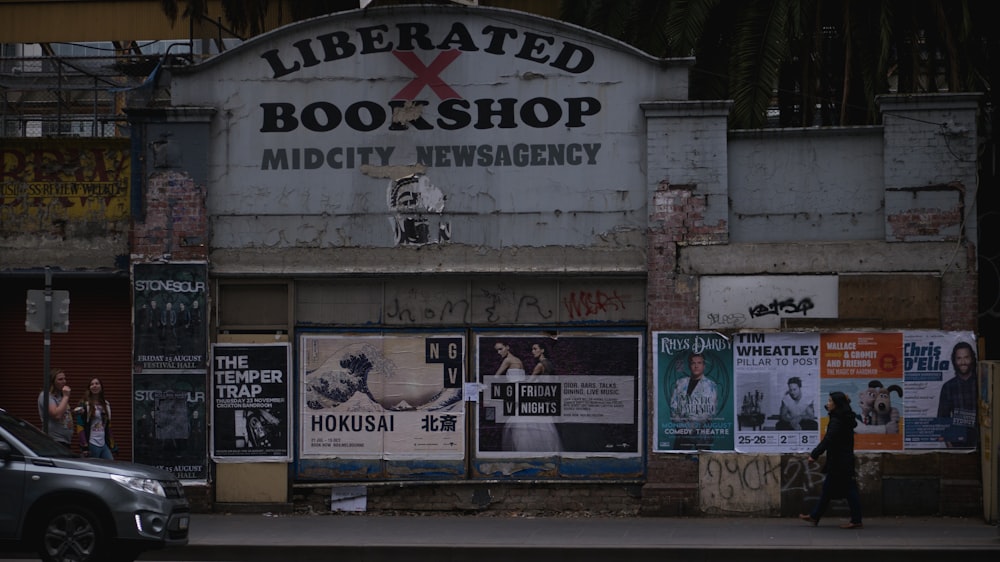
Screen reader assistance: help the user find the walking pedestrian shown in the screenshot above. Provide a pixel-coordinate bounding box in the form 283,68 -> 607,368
799,391 -> 863,529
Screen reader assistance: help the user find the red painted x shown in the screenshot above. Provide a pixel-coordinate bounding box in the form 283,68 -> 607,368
392,50 -> 462,101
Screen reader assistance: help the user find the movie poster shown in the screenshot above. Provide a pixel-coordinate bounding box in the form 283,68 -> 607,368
733,332 -> 820,452
903,331 -> 978,449
653,332 -> 734,452
475,332 -> 642,458
132,262 -> 208,374
819,332 -> 904,451
300,332 -> 465,460
132,373 -> 207,480
211,344 -> 291,461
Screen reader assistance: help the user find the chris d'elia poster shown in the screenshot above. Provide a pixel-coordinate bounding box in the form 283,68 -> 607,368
903,330 -> 978,449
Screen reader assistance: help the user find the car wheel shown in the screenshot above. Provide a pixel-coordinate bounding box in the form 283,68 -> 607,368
36,505 -> 106,562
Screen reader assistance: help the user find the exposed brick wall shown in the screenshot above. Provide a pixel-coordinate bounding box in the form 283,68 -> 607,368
646,182 -> 712,330
644,181 -> 731,508
183,484 -> 213,513
641,455 -> 701,515
291,483 -> 643,516
940,245 -> 979,330
887,208 -> 963,238
940,478 -> 984,516
131,170 -> 208,262
269,452 -> 981,518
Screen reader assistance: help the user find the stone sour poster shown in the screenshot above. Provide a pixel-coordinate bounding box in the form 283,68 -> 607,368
132,262 -> 208,374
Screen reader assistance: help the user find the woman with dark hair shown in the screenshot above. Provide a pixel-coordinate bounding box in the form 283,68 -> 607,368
75,377 -> 116,459
799,391 -> 863,529
531,342 -> 554,376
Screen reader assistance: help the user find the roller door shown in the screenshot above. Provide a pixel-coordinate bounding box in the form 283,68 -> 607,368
0,276 -> 133,460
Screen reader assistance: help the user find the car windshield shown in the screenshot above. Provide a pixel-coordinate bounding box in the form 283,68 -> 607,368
0,409 -> 75,457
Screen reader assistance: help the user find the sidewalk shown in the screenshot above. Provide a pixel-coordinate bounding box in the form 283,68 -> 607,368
136,513 -> 1000,562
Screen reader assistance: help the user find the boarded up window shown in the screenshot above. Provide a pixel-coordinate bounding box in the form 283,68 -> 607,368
218,283 -> 289,331
786,274 -> 940,329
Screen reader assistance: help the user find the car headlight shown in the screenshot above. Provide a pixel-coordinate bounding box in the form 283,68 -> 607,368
111,474 -> 166,497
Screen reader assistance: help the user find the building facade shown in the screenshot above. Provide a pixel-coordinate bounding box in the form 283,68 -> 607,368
1,5 -> 984,516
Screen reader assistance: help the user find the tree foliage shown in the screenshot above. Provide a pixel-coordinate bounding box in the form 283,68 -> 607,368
160,0 -> 359,37
159,0 -> 995,128
561,0 -> 995,128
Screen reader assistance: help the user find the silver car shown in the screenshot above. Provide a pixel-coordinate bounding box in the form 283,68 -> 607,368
0,408 -> 189,562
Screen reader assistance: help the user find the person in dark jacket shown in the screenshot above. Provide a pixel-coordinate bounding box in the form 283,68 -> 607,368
799,391 -> 863,529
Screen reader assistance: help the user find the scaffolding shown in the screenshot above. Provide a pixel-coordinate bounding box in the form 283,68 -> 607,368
0,45 -> 185,138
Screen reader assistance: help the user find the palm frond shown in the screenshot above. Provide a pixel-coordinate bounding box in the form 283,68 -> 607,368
729,0 -> 792,128
665,0 -> 720,57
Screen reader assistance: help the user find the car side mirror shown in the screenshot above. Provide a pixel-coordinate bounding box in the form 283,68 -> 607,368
0,441 -> 12,463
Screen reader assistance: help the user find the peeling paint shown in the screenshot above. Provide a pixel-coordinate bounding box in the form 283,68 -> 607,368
360,163 -> 427,180
476,461 -> 559,477
391,100 -> 426,125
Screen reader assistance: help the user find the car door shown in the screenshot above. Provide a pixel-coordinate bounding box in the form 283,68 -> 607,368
0,439 -> 27,539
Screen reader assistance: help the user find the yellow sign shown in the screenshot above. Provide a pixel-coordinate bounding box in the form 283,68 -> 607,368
0,139 -> 130,233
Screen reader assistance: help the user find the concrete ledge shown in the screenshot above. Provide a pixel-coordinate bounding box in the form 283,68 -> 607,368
140,544 -> 1000,562
213,502 -> 294,514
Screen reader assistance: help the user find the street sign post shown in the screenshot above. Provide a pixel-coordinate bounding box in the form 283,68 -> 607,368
25,268 -> 69,436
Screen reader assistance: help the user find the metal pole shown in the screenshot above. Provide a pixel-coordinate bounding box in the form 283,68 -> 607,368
56,59 -> 63,134
93,75 -> 98,137
42,267 -> 52,435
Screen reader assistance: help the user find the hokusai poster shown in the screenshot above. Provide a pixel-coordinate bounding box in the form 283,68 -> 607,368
211,343 -> 291,461
300,332 -> 465,460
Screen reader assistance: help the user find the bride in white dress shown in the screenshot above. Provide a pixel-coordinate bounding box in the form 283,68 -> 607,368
494,341 -> 562,452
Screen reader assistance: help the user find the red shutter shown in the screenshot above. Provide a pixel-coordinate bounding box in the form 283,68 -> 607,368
0,276 -> 133,461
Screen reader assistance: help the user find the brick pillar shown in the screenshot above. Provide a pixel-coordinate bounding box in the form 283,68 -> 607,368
642,102 -> 731,515
878,94 -> 980,333
642,100 -> 732,332
941,245 -> 979,331
647,183 -> 702,330
127,107 -> 214,262
131,171 -> 208,261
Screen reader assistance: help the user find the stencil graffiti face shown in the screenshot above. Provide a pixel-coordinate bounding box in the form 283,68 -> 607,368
387,173 -> 449,245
